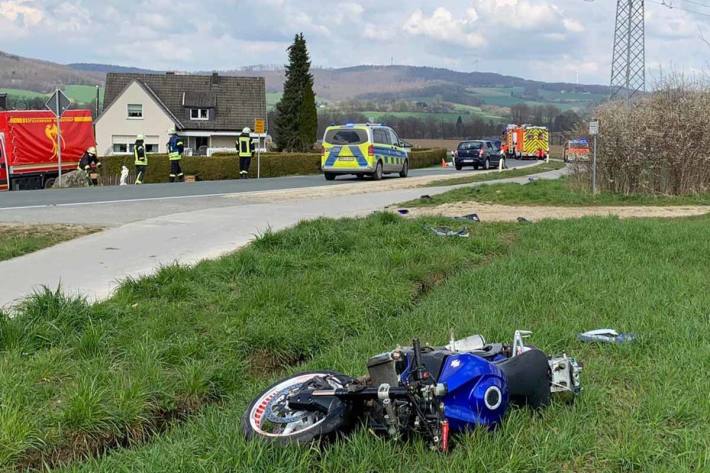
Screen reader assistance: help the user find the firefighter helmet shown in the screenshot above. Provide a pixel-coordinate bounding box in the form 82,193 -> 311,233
242,127 -> 251,134
87,146 -> 97,155
136,134 -> 145,141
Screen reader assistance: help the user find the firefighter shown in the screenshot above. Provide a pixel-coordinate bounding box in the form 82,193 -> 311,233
78,146 -> 101,186
237,127 -> 254,179
167,129 -> 185,182
134,135 -> 148,185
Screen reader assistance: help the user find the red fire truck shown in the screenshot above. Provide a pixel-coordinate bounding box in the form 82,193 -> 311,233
0,109 -> 95,191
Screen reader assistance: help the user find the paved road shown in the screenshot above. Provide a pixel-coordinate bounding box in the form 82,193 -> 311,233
0,165 -> 566,310
0,161 -> 531,209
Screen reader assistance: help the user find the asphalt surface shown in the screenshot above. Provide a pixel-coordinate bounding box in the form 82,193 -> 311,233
0,161 -> 531,209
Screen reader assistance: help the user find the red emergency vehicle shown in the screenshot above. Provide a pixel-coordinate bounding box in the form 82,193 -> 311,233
0,109 -> 95,191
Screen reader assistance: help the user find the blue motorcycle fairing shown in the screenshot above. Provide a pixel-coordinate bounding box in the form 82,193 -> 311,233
439,353 -> 509,431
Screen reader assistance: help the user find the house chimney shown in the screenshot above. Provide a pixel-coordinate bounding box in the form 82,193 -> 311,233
211,72 -> 220,85
166,71 -> 175,76
0,93 -> 6,110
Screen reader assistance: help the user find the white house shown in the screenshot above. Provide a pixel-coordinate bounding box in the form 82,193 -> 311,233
96,72 -> 267,156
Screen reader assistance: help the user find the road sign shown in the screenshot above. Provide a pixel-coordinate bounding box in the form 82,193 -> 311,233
589,120 -> 600,136
45,90 -> 71,117
254,118 -> 266,135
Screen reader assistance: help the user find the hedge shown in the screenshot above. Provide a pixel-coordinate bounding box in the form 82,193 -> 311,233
99,149 -> 446,184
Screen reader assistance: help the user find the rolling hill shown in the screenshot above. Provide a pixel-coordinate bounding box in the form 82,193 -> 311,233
0,50 -> 608,115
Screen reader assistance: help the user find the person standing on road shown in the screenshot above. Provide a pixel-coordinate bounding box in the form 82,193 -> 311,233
78,146 -> 101,186
237,127 -> 254,179
167,129 -> 185,182
134,135 -> 148,185
499,145 -> 508,170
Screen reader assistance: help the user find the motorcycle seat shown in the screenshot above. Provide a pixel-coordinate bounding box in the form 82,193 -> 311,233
496,349 -> 551,409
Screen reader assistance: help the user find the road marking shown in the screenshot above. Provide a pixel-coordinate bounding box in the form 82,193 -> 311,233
0,192 -> 236,211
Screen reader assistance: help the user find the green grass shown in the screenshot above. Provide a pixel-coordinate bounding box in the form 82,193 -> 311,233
266,92 -> 282,111
0,86 -> 103,105
361,109 -> 501,123
62,85 -> 103,105
0,88 -> 47,100
0,225 -> 99,262
424,160 -> 566,188
406,176 -> 710,208
2,213 -> 709,472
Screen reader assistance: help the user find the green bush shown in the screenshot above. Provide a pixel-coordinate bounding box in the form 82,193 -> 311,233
99,149 -> 447,184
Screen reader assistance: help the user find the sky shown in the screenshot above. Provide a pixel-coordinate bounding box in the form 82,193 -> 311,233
0,0 -> 709,85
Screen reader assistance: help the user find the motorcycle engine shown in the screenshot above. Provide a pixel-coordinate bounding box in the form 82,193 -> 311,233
366,351 -> 400,386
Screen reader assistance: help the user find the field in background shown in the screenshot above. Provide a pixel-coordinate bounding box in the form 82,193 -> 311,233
1,85 -> 104,106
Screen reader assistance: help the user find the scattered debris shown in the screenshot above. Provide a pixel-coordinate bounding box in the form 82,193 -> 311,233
398,209 -> 410,215
517,217 -> 532,224
528,177 -> 538,183
428,226 -> 470,238
577,329 -> 636,344
455,213 -> 481,223
420,195 -> 433,200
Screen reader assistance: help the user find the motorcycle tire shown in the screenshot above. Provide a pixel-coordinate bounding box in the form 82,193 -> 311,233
242,371 -> 356,445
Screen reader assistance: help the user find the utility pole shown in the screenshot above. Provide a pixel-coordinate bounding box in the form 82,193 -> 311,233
610,0 -> 646,101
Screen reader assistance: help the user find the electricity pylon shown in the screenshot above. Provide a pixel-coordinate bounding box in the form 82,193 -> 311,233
610,0 -> 646,100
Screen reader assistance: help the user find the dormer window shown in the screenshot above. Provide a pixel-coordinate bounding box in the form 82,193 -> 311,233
190,108 -> 210,121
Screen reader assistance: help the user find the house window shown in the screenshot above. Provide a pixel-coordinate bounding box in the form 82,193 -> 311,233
190,108 -> 209,121
111,136 -> 159,155
127,104 -> 143,119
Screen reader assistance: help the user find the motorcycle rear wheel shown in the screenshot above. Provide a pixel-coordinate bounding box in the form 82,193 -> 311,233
242,371 -> 356,444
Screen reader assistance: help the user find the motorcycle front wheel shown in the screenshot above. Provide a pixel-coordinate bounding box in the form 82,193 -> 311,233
242,371 -> 356,444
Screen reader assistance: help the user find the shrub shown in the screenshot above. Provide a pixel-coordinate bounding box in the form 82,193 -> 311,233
99,149 -> 447,183
585,77 -> 710,195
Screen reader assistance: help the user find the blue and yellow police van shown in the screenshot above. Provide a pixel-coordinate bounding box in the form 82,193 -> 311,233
321,124 -> 409,181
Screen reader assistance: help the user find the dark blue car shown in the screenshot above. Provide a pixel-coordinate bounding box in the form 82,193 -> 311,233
454,140 -> 502,171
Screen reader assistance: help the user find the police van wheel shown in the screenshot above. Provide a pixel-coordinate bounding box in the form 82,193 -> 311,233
372,162 -> 383,181
324,173 -> 336,181
399,160 -> 409,178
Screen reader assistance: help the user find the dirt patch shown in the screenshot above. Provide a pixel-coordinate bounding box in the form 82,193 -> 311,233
400,202 -> 710,222
0,223 -> 101,238
237,164 -> 541,204
247,350 -> 309,377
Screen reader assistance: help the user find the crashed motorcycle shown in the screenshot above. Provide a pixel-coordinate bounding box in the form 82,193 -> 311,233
243,331 -> 581,452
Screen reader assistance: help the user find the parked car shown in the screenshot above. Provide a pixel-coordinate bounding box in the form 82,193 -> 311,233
454,140 -> 502,170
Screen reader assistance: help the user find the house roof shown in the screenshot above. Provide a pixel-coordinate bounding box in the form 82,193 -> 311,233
103,72 -> 267,132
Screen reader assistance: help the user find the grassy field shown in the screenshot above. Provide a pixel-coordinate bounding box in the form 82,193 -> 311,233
406,177 -> 710,208
362,109 -> 502,123
0,224 -> 99,262
1,211 -> 708,472
425,161 -> 566,188
0,85 -> 103,105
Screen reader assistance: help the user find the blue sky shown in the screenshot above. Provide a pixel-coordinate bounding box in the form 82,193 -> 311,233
1,0 -> 708,84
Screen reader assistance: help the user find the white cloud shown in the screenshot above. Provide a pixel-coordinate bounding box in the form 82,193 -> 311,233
403,7 -> 486,48
0,0 -> 707,84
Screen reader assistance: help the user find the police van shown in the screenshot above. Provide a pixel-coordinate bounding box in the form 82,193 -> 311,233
321,124 -> 409,181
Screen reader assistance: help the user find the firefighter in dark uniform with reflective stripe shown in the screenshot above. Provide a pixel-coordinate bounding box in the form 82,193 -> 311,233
237,127 -> 254,179
78,146 -> 101,186
134,135 -> 147,185
167,129 -> 185,182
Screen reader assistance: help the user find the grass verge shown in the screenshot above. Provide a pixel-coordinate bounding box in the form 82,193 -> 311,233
426,160 -> 566,188
0,213 -> 509,470
0,224 -> 100,262
408,176 -> 710,208
51,213 -> 710,473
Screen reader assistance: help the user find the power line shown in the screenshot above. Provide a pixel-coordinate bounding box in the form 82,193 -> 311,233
648,0 -> 710,18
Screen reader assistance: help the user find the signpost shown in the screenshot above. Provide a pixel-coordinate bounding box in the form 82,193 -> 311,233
45,89 -> 71,183
589,119 -> 599,194
254,118 -> 266,179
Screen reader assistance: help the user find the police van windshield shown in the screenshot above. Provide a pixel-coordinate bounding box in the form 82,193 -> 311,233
458,142 -> 482,150
325,128 -> 368,145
